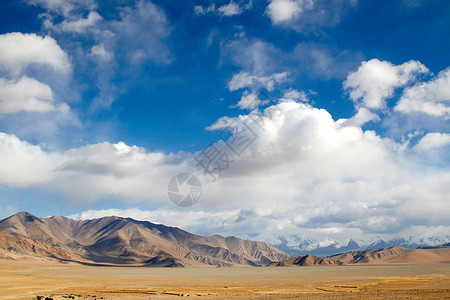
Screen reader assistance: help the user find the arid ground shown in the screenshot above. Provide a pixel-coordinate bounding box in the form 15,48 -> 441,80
1,258 -> 449,300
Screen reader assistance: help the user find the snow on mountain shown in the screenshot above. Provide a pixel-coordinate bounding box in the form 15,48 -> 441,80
236,232 -> 450,257
366,235 -> 450,250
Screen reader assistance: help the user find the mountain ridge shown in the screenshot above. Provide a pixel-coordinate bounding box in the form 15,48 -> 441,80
0,212 -> 290,267
2,212 -> 449,267
273,245 -> 450,266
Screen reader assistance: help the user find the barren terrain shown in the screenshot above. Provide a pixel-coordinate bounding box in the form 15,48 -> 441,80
1,258 -> 449,299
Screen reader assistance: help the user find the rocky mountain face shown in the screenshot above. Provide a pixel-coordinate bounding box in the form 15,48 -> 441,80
329,246 -> 408,264
0,232 -> 88,262
0,212 -> 290,267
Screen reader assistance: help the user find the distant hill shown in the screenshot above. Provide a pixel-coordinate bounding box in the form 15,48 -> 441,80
417,243 -> 450,249
271,245 -> 450,266
330,246 -> 450,264
0,212 -> 290,267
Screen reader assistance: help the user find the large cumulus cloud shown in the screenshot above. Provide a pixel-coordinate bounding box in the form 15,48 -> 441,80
1,96 -> 448,243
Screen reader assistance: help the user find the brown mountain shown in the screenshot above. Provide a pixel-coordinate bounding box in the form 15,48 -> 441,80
272,246 -> 450,267
330,246 -> 450,264
270,254 -> 342,266
0,212 -> 290,267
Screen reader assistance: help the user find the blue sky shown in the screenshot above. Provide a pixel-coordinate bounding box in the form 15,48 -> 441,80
0,0 -> 449,246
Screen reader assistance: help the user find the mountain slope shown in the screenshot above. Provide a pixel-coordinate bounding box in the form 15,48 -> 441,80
271,254 -> 342,266
0,212 -> 290,266
0,231 -> 87,262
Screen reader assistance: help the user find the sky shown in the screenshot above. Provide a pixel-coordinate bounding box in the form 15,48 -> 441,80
0,0 -> 449,246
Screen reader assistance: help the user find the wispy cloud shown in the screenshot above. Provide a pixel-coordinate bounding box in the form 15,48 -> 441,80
194,1 -> 251,17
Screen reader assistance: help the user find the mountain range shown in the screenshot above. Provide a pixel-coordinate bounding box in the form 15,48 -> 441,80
271,245 -> 450,266
0,212 -> 289,267
1,212 -> 449,267
266,234 -> 450,256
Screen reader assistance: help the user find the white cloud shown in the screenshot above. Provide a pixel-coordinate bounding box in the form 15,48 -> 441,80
218,2 -> 243,16
266,0 -> 313,24
266,0 -> 357,31
223,39 -> 284,76
282,89 -> 309,102
46,11 -> 102,33
0,133 -> 185,202
395,68 -> 450,118
194,5 -> 206,15
227,71 -> 289,109
67,207 -> 242,232
344,59 -> 429,110
0,133 -> 64,186
28,0 -> 101,35
0,99 -> 448,241
90,43 -> 113,61
209,101 -> 395,182
0,132 -> 188,201
0,33 -> 71,76
27,0 -> 97,17
414,132 -> 450,151
0,77 -> 55,114
227,71 -> 289,92
2,99 -> 444,216
194,1 -> 248,17
0,32 -> 74,136
337,108 -> 380,128
204,101 -> 448,237
53,141 -> 184,201
232,91 -> 268,109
